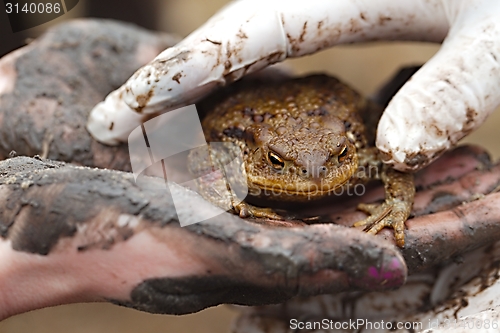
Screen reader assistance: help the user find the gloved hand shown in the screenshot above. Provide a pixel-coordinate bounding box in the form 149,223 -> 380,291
87,0 -> 500,171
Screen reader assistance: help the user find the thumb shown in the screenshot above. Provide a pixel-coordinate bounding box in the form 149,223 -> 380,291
376,0 -> 500,171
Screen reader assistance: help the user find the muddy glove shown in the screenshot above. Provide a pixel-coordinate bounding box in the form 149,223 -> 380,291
87,0 -> 500,172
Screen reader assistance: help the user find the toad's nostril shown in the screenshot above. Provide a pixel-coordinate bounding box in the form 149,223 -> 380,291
300,169 -> 311,178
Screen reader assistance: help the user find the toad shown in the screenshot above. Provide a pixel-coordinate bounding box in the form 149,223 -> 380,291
188,75 -> 414,247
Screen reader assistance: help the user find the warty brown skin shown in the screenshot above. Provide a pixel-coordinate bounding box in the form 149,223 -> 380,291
189,75 -> 415,247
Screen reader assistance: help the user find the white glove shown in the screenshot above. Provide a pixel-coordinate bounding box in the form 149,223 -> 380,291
87,0 -> 500,171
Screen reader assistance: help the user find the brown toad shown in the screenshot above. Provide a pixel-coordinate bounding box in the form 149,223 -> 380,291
188,75 -> 414,247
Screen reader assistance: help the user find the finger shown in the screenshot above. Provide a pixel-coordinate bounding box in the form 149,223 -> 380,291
320,144 -> 490,218
88,0 -> 450,144
0,19 -> 179,166
413,145 -> 492,189
377,0 -> 500,171
117,221 -> 406,315
412,163 -> 499,218
127,0 -> 448,109
323,145 -> 500,272
0,156 -> 406,319
234,241 -> 500,333
403,191 -> 500,272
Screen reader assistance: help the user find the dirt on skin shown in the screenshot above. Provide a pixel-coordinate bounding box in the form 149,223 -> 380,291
0,155 -> 406,314
1,146 -> 500,315
0,19 -> 179,171
1,21 -> 500,317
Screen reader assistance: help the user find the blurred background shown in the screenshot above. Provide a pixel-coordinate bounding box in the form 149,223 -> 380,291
0,0 -> 499,332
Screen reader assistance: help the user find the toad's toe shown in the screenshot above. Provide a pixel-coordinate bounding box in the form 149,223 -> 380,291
354,201 -> 407,248
234,202 -> 284,220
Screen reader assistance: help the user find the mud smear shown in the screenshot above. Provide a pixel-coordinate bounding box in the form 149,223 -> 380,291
0,156 -> 177,254
110,275 -> 295,315
0,19 -> 178,171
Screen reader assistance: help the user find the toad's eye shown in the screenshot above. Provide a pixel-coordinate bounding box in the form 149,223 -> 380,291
338,145 -> 348,162
268,151 -> 285,170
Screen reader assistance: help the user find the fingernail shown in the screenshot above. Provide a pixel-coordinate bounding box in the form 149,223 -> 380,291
352,253 -> 407,290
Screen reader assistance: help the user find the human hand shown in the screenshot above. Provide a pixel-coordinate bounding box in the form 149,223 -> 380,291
235,239 -> 500,333
0,18 -> 405,321
87,0 -> 500,172
0,147 -> 498,322
233,149 -> 500,331
2,19 -> 500,323
0,18 -> 178,169
0,155 -> 411,320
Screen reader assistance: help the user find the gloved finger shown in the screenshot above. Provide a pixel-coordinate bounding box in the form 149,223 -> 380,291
88,0 -> 450,144
377,0 -> 500,171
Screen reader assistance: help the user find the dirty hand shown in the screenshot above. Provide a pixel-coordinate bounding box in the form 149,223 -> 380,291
1,18 -> 500,323
87,0 -> 500,171
0,19 -> 407,321
1,145 -> 500,321
0,156 -> 409,321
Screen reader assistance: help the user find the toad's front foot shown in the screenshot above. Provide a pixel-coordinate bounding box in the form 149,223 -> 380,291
234,201 -> 284,220
354,199 -> 411,248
